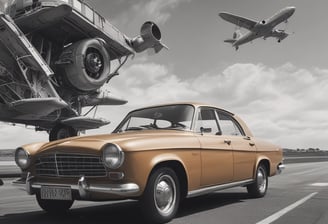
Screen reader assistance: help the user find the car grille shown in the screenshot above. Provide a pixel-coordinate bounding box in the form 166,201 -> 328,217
35,153 -> 107,177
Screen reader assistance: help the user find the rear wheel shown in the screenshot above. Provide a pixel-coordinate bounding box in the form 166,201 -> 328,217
36,193 -> 74,213
247,164 -> 268,198
140,167 -> 180,224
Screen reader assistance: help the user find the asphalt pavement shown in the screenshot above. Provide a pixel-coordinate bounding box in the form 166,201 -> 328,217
0,162 -> 327,224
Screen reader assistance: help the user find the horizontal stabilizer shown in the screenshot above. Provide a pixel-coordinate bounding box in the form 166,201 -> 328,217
10,98 -> 67,116
61,116 -> 110,130
154,42 -> 169,53
224,39 -> 237,44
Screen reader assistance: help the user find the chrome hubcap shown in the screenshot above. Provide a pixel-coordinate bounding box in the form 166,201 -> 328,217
85,48 -> 103,79
257,168 -> 267,193
154,174 -> 176,216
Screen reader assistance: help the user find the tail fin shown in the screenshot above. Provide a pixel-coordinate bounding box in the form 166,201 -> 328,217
224,30 -> 242,44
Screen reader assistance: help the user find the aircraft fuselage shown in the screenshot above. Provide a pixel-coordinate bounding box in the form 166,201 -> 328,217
226,6 -> 295,49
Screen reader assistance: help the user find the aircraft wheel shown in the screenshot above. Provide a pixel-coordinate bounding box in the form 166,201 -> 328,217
58,38 -> 110,92
49,125 -> 78,141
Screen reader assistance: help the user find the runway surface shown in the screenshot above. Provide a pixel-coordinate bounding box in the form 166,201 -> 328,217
0,162 -> 327,224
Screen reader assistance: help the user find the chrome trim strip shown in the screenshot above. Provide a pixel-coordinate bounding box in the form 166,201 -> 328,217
187,179 -> 254,198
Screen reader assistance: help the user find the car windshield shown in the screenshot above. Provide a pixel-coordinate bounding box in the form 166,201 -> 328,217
114,105 -> 195,132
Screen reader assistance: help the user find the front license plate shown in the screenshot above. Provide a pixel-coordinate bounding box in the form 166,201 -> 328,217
40,186 -> 72,201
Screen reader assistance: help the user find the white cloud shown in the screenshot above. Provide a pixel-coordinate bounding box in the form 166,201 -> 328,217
1,62 -> 328,150
112,0 -> 192,28
103,62 -> 328,149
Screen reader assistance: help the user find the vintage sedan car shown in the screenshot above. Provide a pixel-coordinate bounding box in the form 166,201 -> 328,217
14,103 -> 284,223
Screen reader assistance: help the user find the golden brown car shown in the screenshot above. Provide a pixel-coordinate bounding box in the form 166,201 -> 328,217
14,103 -> 284,223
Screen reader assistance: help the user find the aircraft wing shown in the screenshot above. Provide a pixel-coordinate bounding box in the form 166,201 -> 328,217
267,30 -> 289,40
219,12 -> 257,30
60,116 -> 110,130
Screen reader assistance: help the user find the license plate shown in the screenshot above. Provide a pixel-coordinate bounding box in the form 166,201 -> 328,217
40,186 -> 72,201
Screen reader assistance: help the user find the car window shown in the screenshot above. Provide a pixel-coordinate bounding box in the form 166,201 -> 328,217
216,111 -> 244,136
196,108 -> 220,135
115,105 -> 194,132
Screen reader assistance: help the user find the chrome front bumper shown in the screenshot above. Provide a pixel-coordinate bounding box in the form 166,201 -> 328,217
13,173 -> 140,199
276,163 -> 285,174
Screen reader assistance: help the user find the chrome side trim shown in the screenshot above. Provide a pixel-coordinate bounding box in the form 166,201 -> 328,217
187,179 -> 254,198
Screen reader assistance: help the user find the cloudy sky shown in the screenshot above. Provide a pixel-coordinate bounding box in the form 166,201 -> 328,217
1,0 -> 328,150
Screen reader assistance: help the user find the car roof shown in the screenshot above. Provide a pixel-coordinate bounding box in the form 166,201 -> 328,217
131,102 -> 235,116
123,102 -> 253,137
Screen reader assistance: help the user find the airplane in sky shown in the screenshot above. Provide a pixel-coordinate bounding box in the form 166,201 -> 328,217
219,6 -> 296,50
0,0 -> 167,141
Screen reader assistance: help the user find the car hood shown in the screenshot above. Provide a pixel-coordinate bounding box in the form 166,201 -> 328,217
23,130 -> 198,155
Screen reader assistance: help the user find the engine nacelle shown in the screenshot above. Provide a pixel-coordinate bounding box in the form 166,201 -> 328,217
261,20 -> 266,24
130,21 -> 166,53
57,38 -> 110,92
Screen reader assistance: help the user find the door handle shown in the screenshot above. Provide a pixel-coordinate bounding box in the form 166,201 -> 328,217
224,139 -> 231,145
249,142 -> 255,146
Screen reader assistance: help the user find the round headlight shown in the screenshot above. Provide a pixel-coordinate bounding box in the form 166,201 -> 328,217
15,148 -> 30,170
102,143 -> 124,169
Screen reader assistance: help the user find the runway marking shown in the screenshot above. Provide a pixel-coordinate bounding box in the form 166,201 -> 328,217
311,183 -> 328,187
256,192 -> 318,224
0,161 -> 16,166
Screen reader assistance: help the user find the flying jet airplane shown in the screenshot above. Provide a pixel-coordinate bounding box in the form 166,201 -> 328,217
219,6 -> 296,50
0,0 -> 167,141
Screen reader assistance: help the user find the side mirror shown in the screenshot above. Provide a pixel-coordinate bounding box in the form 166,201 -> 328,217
200,127 -> 212,134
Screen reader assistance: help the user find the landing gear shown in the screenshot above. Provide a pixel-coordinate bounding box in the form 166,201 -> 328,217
0,178 -> 3,186
49,125 -> 78,141
278,39 -> 281,43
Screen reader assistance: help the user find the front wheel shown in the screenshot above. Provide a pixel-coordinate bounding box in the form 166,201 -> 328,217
36,193 -> 74,213
247,164 -> 268,198
140,167 -> 180,224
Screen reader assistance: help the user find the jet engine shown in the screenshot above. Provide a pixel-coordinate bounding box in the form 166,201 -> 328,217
130,21 -> 165,53
261,20 -> 266,24
57,38 -> 110,92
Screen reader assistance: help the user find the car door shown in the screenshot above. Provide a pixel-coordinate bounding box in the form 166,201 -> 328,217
196,107 -> 233,187
216,111 -> 256,182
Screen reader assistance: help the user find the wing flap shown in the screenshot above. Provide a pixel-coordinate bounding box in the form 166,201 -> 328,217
219,12 -> 257,30
10,98 -> 67,117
